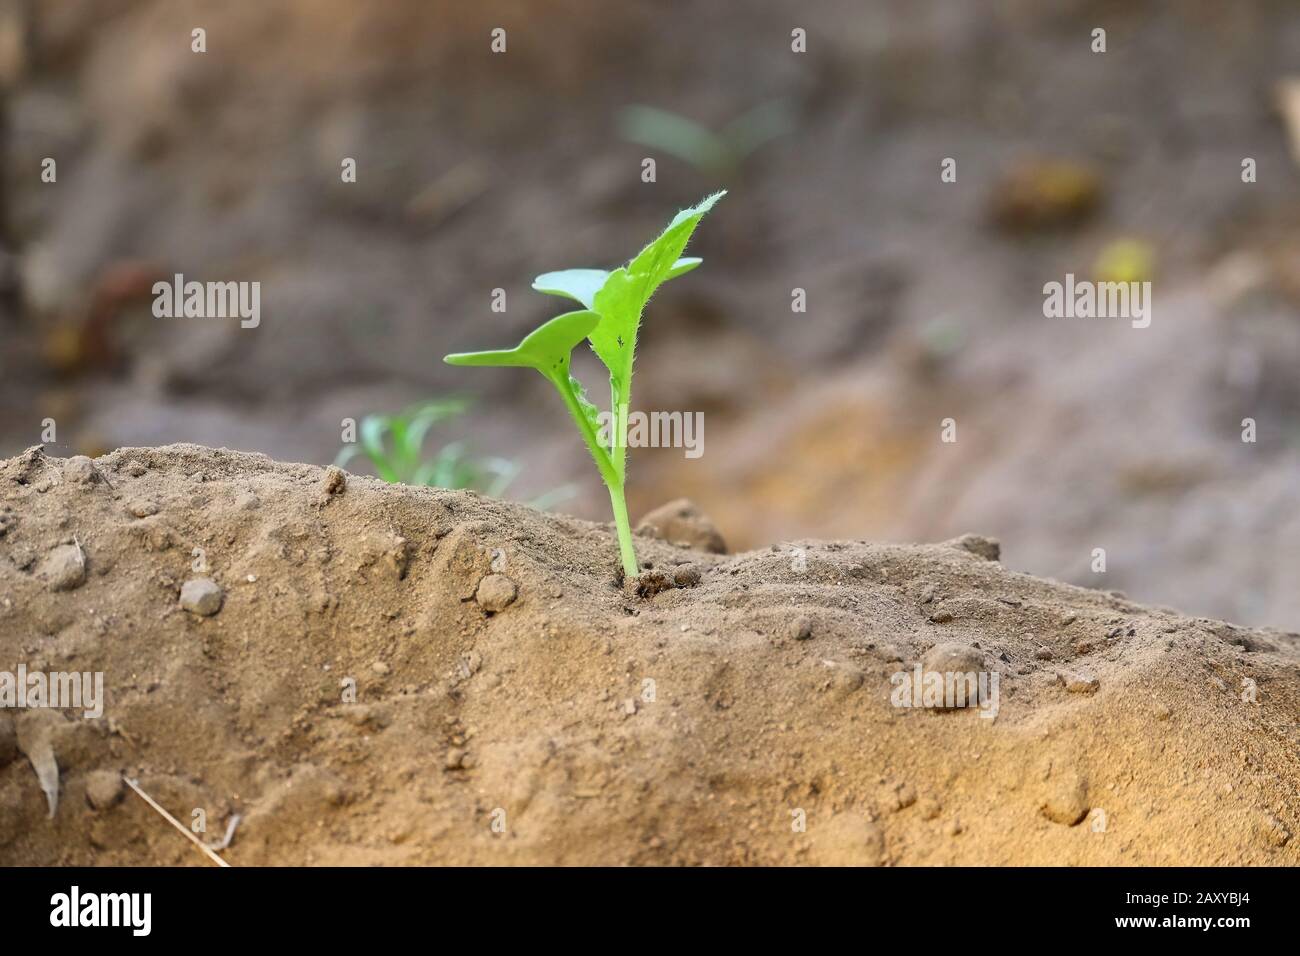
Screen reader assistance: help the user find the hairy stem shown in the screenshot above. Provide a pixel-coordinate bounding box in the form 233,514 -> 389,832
609,380 -> 627,483
550,370 -> 639,577
607,482 -> 638,579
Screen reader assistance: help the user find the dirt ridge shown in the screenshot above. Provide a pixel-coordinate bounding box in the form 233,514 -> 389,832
0,444 -> 1296,865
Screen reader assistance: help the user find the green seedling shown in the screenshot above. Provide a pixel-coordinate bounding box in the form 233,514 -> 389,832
336,398 -> 573,508
617,102 -> 792,178
445,191 -> 725,578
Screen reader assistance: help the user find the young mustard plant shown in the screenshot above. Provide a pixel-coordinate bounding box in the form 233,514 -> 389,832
444,191 -> 725,578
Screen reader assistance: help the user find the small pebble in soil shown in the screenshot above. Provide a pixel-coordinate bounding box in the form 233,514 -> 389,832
1258,814 -> 1291,847
1062,671 -> 1100,694
635,498 -> 727,554
475,573 -> 518,613
63,456 -> 98,485
319,465 -> 347,501
40,543 -> 86,592
922,643 -> 983,676
919,643 -> 986,708
1040,770 -> 1090,825
180,577 -> 224,616
672,565 -> 702,588
828,663 -> 865,697
125,498 -> 159,518
84,770 -> 125,811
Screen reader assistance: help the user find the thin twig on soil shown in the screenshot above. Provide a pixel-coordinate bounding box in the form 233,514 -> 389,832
122,776 -> 232,868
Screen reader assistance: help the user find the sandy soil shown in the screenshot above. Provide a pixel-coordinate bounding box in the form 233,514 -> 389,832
0,444 -> 1296,865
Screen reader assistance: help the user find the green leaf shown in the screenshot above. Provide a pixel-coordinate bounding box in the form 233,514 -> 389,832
427,441 -> 469,488
665,257 -> 702,280
533,257 -> 701,311
389,415 -> 413,471
531,269 -> 610,310
617,105 -> 731,172
444,309 -> 600,378
527,483 -> 577,511
480,457 -> 522,498
443,308 -> 617,484
359,415 -> 399,483
406,399 -> 469,459
588,191 -> 724,387
567,373 -> 604,449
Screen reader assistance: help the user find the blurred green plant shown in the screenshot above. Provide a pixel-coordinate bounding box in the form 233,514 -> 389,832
617,101 -> 793,178
334,399 -> 573,509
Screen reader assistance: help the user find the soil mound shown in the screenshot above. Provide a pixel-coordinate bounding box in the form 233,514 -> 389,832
0,445 -> 1296,864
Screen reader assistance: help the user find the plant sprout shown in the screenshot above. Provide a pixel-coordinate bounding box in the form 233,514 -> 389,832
444,191 -> 725,577
617,103 -> 792,178
335,399 -> 573,508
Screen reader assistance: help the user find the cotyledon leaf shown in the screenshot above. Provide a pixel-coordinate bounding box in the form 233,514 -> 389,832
532,258 -> 701,312
443,309 -> 600,377
531,269 -> 611,311
443,309 -> 615,481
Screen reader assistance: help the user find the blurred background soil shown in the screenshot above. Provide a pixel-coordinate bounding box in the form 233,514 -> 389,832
0,0 -> 1297,628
